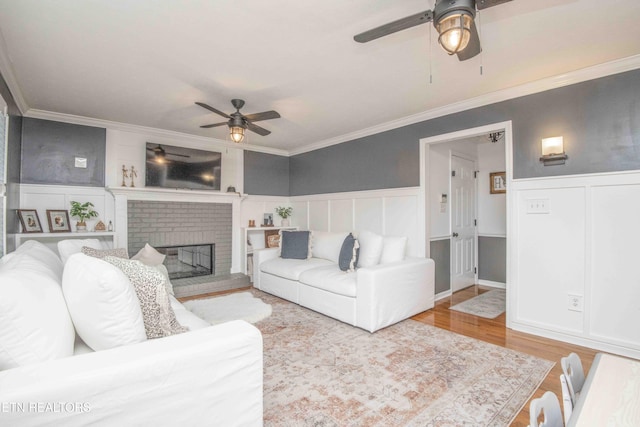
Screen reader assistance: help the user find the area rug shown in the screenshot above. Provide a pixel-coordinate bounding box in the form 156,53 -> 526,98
251,289 -> 552,427
182,292 -> 272,325
449,289 -> 506,319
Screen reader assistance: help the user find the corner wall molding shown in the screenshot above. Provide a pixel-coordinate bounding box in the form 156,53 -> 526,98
288,54 -> 640,156
0,29 -> 28,114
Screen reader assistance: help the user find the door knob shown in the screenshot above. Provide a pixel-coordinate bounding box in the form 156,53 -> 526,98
452,232 -> 459,237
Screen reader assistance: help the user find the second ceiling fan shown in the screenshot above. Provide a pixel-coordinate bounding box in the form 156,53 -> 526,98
354,0 -> 513,61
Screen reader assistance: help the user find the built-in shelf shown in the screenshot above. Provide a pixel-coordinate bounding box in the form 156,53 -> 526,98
10,231 -> 117,249
242,226 -> 298,278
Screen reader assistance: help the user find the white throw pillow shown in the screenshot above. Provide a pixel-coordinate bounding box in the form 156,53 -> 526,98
62,253 -> 147,351
356,230 -> 384,268
380,236 -> 407,264
0,251 -> 75,370
6,240 -> 64,282
131,243 -> 166,266
57,238 -> 102,264
311,231 -> 349,263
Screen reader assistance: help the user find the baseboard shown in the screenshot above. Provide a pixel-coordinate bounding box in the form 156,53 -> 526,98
435,290 -> 452,301
478,280 -> 506,289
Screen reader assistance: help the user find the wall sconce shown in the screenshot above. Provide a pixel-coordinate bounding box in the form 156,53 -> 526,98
540,136 -> 568,166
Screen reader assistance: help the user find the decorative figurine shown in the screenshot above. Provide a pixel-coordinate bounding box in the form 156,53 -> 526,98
94,220 -> 106,231
130,165 -> 138,187
121,165 -> 129,187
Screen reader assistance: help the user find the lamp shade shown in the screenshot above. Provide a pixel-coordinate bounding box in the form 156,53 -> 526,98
541,137 -> 564,155
437,13 -> 472,54
230,126 -> 245,143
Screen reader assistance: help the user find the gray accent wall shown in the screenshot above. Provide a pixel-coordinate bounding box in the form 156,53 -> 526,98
478,236 -> 506,283
243,150 -> 289,196
430,239 -> 451,294
21,117 -> 106,187
290,69 -> 640,196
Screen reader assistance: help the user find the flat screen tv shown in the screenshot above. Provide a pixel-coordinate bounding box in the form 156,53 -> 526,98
145,143 -> 221,190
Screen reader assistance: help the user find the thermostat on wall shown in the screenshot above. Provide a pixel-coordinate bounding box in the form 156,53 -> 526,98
74,157 -> 87,168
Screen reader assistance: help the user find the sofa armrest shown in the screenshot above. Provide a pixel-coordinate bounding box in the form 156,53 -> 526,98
356,257 -> 435,332
252,247 -> 279,289
0,321 -> 263,427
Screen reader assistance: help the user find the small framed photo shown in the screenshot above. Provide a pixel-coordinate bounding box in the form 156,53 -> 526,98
17,209 -> 43,233
46,210 -> 72,233
490,171 -> 506,194
264,229 -> 280,248
263,213 -> 274,227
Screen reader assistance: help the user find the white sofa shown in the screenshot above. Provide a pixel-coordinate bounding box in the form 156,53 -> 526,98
253,230 -> 435,332
0,240 -> 263,427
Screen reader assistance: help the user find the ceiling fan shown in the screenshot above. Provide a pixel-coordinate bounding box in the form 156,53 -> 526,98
196,99 -> 281,143
147,144 -> 190,164
354,0 -> 513,61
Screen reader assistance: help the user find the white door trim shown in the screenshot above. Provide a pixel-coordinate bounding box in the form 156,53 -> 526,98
419,120 -> 513,327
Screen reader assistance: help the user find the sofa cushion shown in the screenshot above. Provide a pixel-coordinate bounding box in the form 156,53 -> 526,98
131,243 -> 166,266
357,230 -> 384,268
4,240 -> 64,282
62,253 -> 147,351
0,248 -> 75,370
280,230 -> 312,260
380,236 -> 407,264
338,233 -> 359,272
299,265 -> 357,297
312,231 -> 349,263
261,257 -> 333,281
169,296 -> 210,330
58,238 -> 102,264
104,256 -> 188,339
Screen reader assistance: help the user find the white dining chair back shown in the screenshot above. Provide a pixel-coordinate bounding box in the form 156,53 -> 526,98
559,374 -> 573,424
529,391 -> 564,427
561,352 -> 585,405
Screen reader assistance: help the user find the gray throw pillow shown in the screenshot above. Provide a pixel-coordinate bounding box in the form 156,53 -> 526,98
338,233 -> 360,272
280,231 -> 311,260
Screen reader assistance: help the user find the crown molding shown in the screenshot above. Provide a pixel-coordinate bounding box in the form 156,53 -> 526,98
288,54 -> 640,156
24,108 -> 290,156
0,29 -> 28,114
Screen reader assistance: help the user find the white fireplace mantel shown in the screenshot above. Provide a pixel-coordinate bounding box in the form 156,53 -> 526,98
106,186 -> 244,274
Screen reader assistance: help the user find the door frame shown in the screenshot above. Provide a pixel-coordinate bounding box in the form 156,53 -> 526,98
418,120 -> 513,327
449,151 -> 478,291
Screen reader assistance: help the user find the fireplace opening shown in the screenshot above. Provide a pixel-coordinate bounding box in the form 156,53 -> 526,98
156,244 -> 214,280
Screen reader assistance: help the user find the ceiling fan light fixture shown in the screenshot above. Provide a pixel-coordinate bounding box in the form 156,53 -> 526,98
437,12 -> 473,54
230,125 -> 245,143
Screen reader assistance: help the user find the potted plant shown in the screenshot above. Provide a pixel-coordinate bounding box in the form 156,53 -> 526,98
70,201 -> 98,231
275,206 -> 293,227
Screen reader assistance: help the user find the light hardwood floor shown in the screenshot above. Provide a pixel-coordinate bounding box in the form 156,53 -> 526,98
181,285 -> 598,426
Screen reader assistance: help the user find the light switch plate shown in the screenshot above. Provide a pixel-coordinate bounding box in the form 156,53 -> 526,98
74,157 -> 87,168
567,294 -> 584,312
526,198 -> 550,214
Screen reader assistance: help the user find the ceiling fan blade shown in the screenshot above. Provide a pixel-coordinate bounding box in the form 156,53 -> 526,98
457,20 -> 482,61
246,122 -> 271,136
200,122 -> 228,129
195,102 -> 231,119
166,152 -> 190,158
476,0 -> 512,10
354,10 -> 433,43
243,110 -> 281,122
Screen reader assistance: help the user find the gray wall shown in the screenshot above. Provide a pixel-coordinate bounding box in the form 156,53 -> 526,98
243,150 -> 289,196
21,117 -> 106,187
430,239 -> 451,294
288,69 -> 640,196
478,236 -> 506,283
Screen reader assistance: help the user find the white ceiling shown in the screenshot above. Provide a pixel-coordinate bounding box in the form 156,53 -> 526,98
1,0 -> 640,154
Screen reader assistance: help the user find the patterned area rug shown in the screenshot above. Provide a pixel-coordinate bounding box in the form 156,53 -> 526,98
183,292 -> 272,325
252,290 -> 552,427
449,289 -> 506,319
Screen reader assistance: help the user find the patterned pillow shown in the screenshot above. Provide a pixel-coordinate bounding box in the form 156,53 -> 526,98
81,246 -> 129,259
103,256 -> 188,339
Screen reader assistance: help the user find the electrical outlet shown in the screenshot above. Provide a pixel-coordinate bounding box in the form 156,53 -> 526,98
526,198 -> 550,214
567,294 -> 583,312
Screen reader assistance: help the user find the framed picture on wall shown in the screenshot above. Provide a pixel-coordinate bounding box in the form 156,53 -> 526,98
46,209 -> 72,233
490,171 -> 506,194
17,209 -> 43,233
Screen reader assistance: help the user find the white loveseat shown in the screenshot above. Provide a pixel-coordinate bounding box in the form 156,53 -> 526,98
0,240 -> 263,427
253,230 -> 435,332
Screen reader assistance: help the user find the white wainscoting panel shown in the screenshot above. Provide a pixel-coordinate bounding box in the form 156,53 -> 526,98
590,184 -> 640,348
384,195 -> 420,257
510,171 -> 640,358
354,198 -> 384,235
290,201 -> 309,229
308,200 -> 329,231
329,199 -> 353,232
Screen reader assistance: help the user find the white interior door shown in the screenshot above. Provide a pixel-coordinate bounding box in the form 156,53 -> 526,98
450,154 -> 476,292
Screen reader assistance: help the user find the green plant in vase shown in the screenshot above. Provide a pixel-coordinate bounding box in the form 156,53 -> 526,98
275,206 -> 293,227
70,201 -> 98,231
